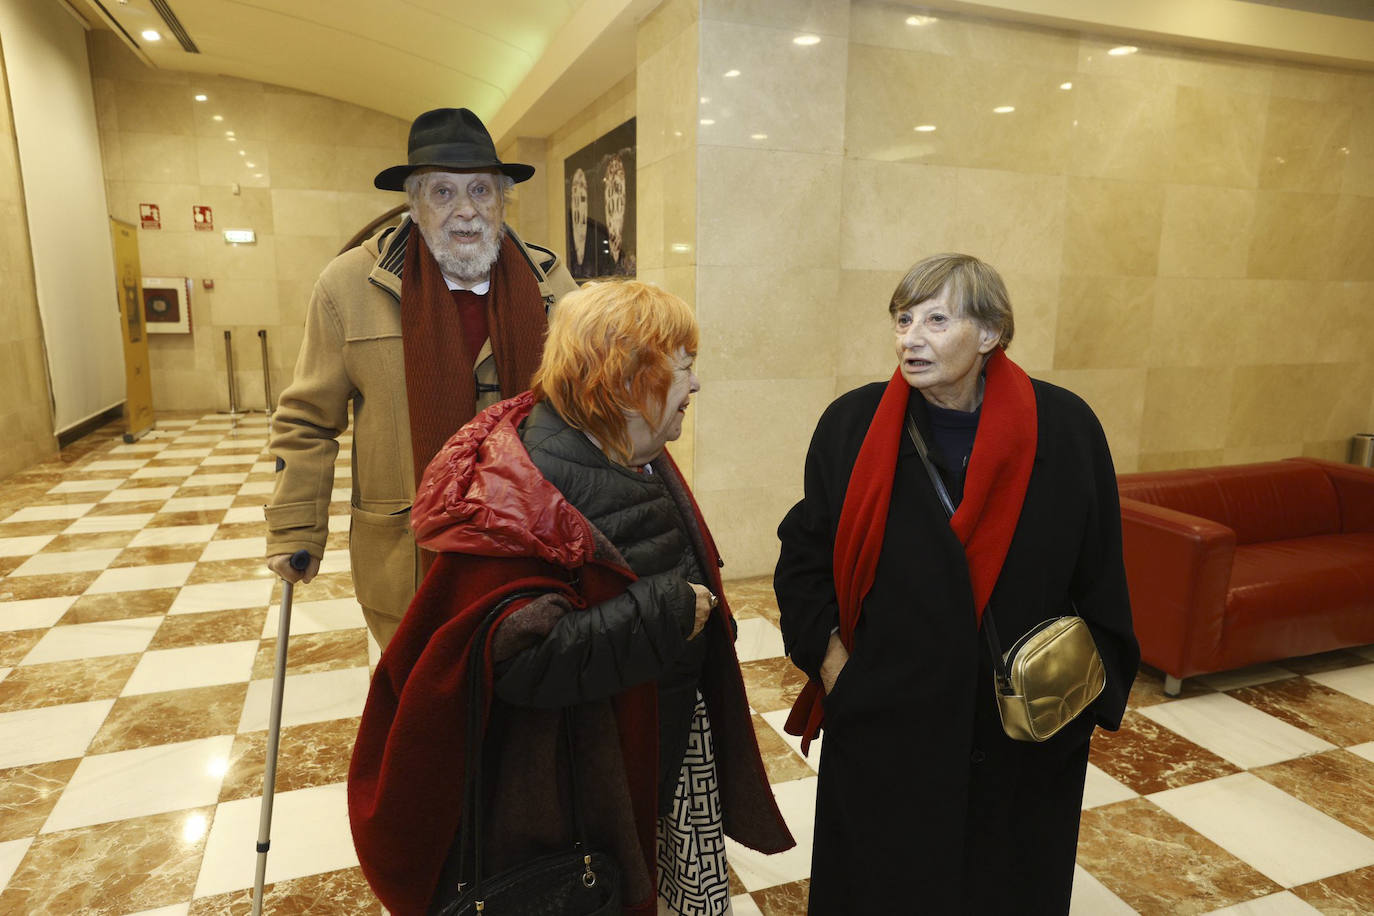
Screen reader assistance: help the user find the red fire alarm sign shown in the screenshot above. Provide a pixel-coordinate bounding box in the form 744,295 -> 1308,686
193,205 -> 214,231
139,203 -> 161,230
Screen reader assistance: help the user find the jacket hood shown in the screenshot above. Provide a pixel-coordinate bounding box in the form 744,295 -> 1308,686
410,391 -> 595,568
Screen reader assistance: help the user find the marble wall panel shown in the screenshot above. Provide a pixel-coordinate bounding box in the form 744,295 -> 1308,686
1061,178 -> 1163,277
1158,185 -> 1257,279
1147,279 -> 1246,368
692,378 -> 835,493
1258,97 -> 1353,194
850,4 -> 1078,71
1068,74 -> 1175,183
1054,276 -> 1155,370
1140,367 -> 1235,453
1168,85 -> 1267,189
694,483 -> 805,586
1246,191 -> 1340,280
840,157 -> 957,271
1036,367 -> 1147,470
696,265 -> 839,381
703,0 -> 850,37
998,271 -> 1060,373
834,269 -> 906,380
951,169 -> 1066,275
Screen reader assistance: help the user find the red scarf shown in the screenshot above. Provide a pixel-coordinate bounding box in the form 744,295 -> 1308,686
785,349 -> 1037,752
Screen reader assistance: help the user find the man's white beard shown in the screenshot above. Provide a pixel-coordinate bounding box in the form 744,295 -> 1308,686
420,217 -> 504,282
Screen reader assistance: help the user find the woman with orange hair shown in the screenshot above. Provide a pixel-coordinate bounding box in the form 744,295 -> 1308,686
349,280 -> 792,916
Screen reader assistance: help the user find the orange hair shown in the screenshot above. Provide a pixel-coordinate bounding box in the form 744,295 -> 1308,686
532,280 -> 698,465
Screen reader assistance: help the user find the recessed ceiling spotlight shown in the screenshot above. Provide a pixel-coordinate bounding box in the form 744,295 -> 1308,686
141,29 -> 162,41
194,94 -> 207,102
751,133 -> 768,140
1059,82 -> 1073,90
993,106 -> 1015,114
1108,45 -> 1138,56
793,34 -> 820,46
724,69 -> 740,78
700,119 -> 716,126
212,115 -> 224,121
905,15 -> 937,26
700,97 -> 710,104
914,124 -> 937,132
245,162 -> 255,168
238,150 -> 246,156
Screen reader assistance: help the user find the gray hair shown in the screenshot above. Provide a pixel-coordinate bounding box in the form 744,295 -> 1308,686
888,253 -> 1015,350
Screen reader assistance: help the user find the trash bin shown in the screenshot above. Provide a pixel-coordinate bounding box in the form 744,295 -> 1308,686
1352,433 -> 1374,468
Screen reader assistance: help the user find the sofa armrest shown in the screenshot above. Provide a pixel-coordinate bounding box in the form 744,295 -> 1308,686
1286,458 -> 1374,533
1119,497 -> 1237,680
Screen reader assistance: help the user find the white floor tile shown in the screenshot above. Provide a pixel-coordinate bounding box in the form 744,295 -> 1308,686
162,495 -> 235,513
329,488 -> 350,504
0,595 -> 76,632
261,597 -> 368,638
86,562 -> 196,594
1149,772 -> 1374,887
124,903 -> 190,916
194,783 -> 357,898
120,641 -> 259,696
237,667 -> 370,732
734,617 -> 785,662
159,448 -> 213,459
101,486 -> 177,503
0,699 -> 115,768
0,533 -> 55,556
725,776 -> 816,892
317,551 -> 350,575
63,513 -> 157,534
1348,741 -> 1374,765
83,459 -> 148,472
181,473 -> 249,488
158,419 -> 196,427
1138,692 -> 1332,768
131,465 -> 199,479
1196,664 -> 1299,692
222,506 -> 265,525
1307,664 -> 1374,705
1069,865 -> 1136,915
41,735 -> 235,833
0,837 -> 34,895
1082,762 -> 1137,809
1203,890 -> 1323,915
21,616 -> 161,665
759,707 -> 822,773
199,537 -> 267,562
731,895 -> 764,916
11,548 -> 121,577
3,504 -> 96,522
236,481 -> 274,496
169,578 -> 275,615
327,514 -> 349,533
0,667 -> 10,683
48,479 -> 124,494
201,454 -> 258,466
130,524 -> 219,547
250,462 -> 276,474
109,443 -> 165,454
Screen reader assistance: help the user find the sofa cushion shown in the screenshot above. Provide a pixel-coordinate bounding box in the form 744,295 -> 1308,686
1118,462 -> 1341,545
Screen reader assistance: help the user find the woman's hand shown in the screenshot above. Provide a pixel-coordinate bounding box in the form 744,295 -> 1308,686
688,583 -> 716,639
820,632 -> 849,694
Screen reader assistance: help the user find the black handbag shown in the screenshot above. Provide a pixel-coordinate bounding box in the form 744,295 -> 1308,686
430,595 -> 621,916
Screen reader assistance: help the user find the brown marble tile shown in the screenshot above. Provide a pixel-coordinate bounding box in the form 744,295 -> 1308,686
752,878 -> 809,916
188,865 -> 383,915
1129,664 -> 1215,708
251,628 -> 368,678
150,607 -> 267,650
326,530 -> 350,551
83,499 -> 168,517
1293,864 -> 1374,915
1277,649 -> 1372,676
0,629 -> 44,665
0,758 -> 81,841
215,521 -> 267,540
113,476 -> 181,489
727,862 -> 746,898
1077,798 -> 1280,915
58,587 -> 179,624
738,656 -> 809,714
1230,678 -> 1374,747
723,574 -> 780,626
43,530 -> 139,552
187,557 -> 276,585
274,571 -> 355,601
111,543 -> 207,568
24,492 -> 100,507
88,682 -> 248,754
751,713 -> 814,784
0,805 -> 212,914
1254,750 -> 1374,840
175,484 -> 243,498
0,654 -> 139,712
232,494 -> 268,508
149,510 -> 228,527
0,571 -> 99,601
0,519 -> 72,536
1089,710 -> 1241,795
219,716 -> 361,802
0,556 -> 24,576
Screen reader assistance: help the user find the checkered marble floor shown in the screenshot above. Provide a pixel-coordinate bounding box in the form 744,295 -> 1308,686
1,413 -> 1373,914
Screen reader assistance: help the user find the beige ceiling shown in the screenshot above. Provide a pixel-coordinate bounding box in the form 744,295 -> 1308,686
67,0 -> 638,140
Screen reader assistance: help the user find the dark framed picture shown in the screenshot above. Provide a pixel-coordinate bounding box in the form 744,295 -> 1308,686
142,276 -> 192,334
564,118 -> 636,281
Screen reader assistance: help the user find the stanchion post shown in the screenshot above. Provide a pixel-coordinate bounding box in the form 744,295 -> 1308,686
258,329 -> 274,414
220,330 -> 244,416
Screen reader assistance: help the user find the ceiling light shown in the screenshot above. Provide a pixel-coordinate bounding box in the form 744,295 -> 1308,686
141,29 -> 162,41
194,94 -> 207,102
212,115 -> 224,121
905,15 -> 937,26
254,173 -> 263,178
699,119 -> 715,126
1108,46 -> 1138,56
724,69 -> 740,78
914,124 -> 937,132
1059,82 -> 1073,90
993,106 -> 1015,114
793,34 -> 821,46
700,97 -> 710,104
244,162 -> 255,168
751,133 -> 768,140
238,150 -> 246,156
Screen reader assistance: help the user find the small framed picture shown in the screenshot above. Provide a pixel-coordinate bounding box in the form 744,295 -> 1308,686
142,277 -> 192,334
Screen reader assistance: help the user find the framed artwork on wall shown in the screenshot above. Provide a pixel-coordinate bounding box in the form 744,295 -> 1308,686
564,118 -> 636,281
142,276 -> 192,334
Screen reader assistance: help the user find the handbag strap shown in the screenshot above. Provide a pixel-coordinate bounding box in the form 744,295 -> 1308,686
437,592 -> 593,912
903,412 -> 1013,693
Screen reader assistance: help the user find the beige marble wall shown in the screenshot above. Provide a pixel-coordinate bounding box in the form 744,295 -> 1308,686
88,32 -> 407,412
0,41 -> 58,478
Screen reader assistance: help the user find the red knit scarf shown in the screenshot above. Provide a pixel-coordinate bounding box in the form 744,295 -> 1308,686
786,349 -> 1037,752
400,226 -> 546,489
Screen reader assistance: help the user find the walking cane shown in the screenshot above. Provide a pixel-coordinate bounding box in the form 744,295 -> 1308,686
251,548 -> 312,915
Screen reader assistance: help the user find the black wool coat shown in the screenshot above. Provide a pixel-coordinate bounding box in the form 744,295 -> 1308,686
775,379 -> 1139,915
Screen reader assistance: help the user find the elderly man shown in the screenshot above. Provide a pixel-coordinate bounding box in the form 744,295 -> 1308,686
265,108 -> 576,648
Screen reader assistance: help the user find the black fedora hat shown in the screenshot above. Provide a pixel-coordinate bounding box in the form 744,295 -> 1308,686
373,108 -> 534,191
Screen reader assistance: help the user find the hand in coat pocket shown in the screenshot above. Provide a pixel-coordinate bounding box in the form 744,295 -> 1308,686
821,632 -> 849,694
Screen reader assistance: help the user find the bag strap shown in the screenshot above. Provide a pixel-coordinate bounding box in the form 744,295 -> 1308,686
903,412 -> 1013,694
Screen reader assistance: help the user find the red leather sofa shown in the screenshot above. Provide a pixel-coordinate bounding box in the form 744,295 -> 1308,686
1117,458 -> 1374,695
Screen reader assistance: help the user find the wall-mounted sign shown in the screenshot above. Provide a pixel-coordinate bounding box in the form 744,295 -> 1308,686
223,228 -> 256,244
142,276 -> 192,334
139,203 -> 161,230
564,118 -> 636,281
193,205 -> 214,231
